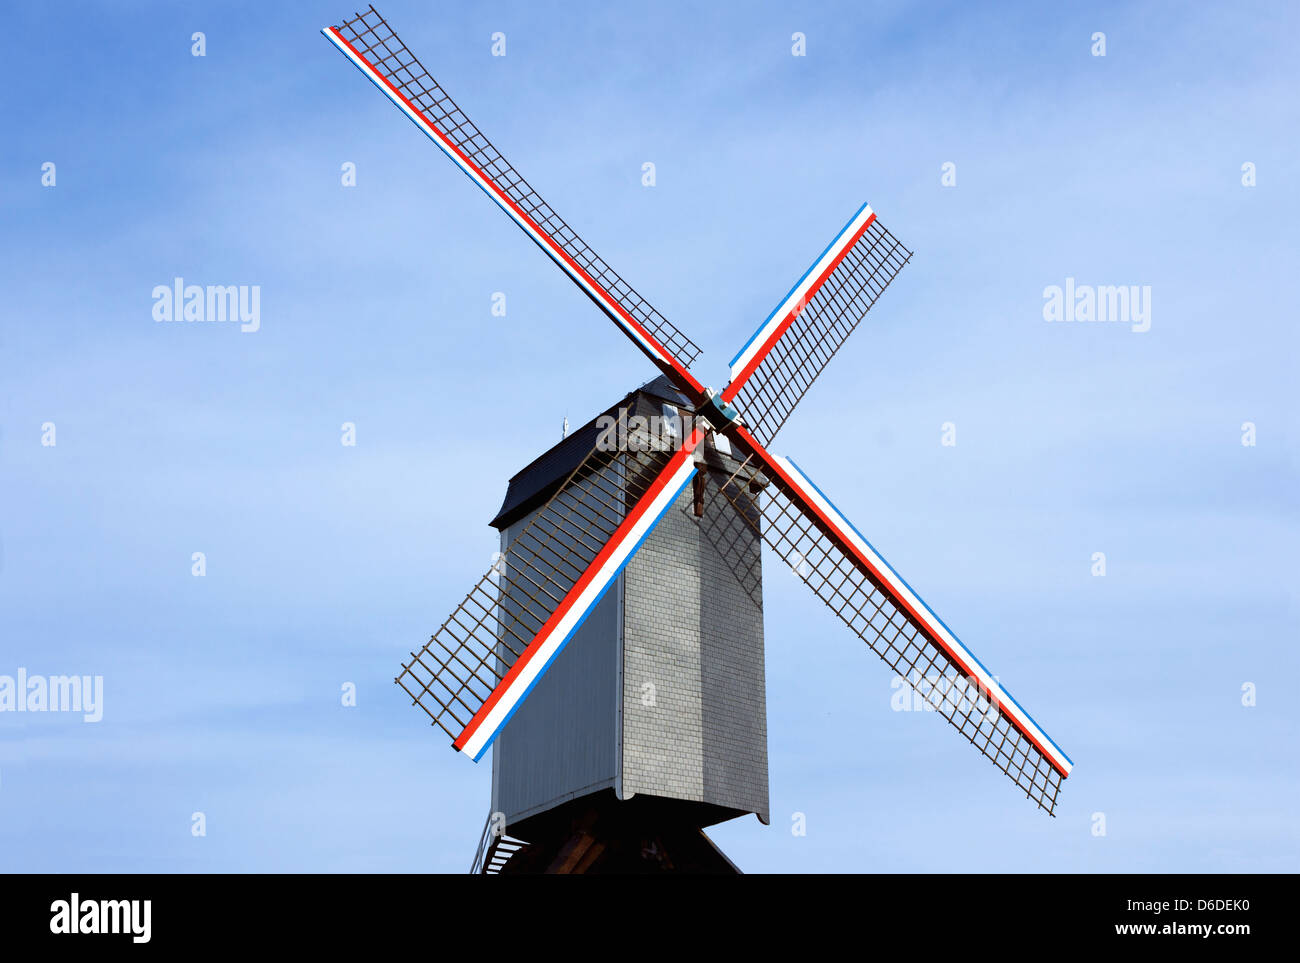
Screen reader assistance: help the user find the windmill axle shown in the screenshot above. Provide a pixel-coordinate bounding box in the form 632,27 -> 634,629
697,387 -> 741,431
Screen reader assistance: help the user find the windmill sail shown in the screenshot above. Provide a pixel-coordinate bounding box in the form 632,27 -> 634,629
723,205 -> 911,445
326,5 -> 1072,829
397,425 -> 705,761
718,426 -> 1072,813
322,6 -> 704,393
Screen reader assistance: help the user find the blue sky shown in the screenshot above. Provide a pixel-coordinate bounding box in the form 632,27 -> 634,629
1,0 -> 1296,872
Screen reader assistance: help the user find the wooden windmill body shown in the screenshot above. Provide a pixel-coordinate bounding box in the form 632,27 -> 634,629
325,4 -> 1075,875
484,378 -> 768,872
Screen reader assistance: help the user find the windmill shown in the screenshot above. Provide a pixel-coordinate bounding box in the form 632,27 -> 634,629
324,6 -> 1073,873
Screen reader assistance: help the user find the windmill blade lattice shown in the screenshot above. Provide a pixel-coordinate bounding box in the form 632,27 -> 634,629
324,6 -> 703,387
716,428 -> 1071,813
723,207 -> 912,446
690,466 -> 764,611
397,424 -> 703,760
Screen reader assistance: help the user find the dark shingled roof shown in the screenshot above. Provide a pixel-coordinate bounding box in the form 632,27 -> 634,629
489,375 -> 694,531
